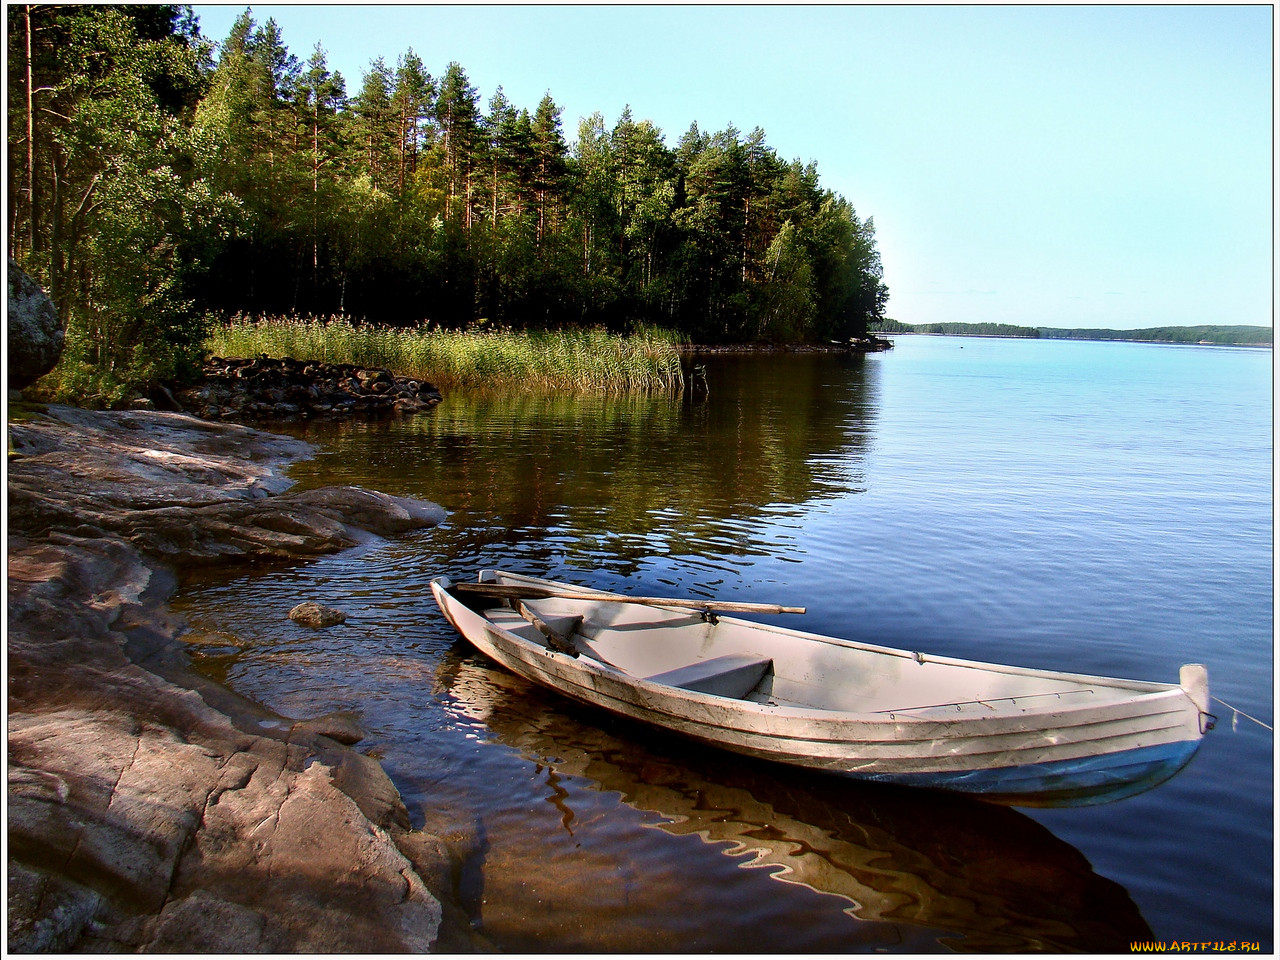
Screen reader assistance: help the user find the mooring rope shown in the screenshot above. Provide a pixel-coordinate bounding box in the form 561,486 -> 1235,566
1211,696 -> 1273,732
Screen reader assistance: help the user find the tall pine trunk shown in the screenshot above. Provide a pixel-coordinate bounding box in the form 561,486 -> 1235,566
24,5 -> 38,255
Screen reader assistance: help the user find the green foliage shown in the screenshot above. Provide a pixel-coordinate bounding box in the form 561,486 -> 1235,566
869,318 -> 913,333
9,6 -> 890,408
182,10 -> 889,341
10,4 -> 237,404
34,313 -> 212,408
204,315 -> 688,393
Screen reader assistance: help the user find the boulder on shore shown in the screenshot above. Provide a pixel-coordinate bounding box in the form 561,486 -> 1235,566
6,406 -> 484,953
7,258 -> 64,389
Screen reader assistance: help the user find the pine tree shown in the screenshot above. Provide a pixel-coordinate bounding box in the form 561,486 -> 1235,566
570,112 -> 616,285
294,43 -> 347,309
530,94 -> 567,247
392,49 -> 434,194
611,110 -> 676,295
247,19 -> 302,177
434,62 -> 479,226
352,57 -> 396,189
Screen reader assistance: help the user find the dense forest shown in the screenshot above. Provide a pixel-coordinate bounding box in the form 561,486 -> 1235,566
873,320 -> 1272,346
7,4 -> 889,396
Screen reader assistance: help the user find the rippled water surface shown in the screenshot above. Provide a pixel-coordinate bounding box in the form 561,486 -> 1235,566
175,335 -> 1273,951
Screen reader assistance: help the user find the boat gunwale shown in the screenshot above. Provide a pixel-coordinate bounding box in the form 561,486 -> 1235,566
457,570 -> 1183,694
484,623 -> 1195,741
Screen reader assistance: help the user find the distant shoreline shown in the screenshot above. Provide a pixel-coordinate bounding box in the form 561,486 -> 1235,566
871,322 -> 1272,348
883,331 -> 1272,348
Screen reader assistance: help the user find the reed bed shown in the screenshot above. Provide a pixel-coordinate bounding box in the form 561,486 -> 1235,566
204,315 -> 687,394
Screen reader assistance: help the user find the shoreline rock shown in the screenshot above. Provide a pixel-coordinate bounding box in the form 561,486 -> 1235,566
682,335 -> 893,355
6,405 -> 482,952
172,356 -> 443,421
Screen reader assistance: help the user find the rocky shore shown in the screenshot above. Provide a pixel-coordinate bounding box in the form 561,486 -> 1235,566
7,405 -> 484,952
170,356 -> 443,421
681,335 -> 893,355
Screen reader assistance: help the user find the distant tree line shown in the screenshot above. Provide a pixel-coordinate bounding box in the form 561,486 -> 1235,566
7,5 -> 889,399
1037,325 -> 1271,346
872,320 -> 1271,346
873,320 -> 1039,338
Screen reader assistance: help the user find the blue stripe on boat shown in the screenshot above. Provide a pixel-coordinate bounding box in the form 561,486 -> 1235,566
862,740 -> 1203,807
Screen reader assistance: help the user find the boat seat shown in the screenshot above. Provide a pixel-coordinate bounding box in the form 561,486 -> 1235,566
645,654 -> 773,699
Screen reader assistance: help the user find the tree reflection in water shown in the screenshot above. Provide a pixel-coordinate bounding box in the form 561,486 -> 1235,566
281,354 -> 876,585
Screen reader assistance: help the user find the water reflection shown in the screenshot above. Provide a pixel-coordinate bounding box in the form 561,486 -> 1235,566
280,354 -> 877,581
437,652 -> 1152,953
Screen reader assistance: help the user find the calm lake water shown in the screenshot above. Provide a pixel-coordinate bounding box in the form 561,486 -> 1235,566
174,335 -> 1273,951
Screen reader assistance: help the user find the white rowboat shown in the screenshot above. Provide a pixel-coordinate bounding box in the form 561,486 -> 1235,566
431,570 -> 1213,806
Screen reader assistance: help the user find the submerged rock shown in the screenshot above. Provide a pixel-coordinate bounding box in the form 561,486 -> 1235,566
294,710 -> 366,745
289,601 -> 347,628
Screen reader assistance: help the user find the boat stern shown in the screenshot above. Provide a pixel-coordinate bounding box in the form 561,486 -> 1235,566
1179,663 -> 1210,716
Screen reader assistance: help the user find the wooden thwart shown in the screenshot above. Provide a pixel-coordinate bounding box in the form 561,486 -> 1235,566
454,581 -> 805,616
516,602 -> 582,657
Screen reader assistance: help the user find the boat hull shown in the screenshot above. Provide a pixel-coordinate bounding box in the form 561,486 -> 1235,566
431,573 -> 1209,806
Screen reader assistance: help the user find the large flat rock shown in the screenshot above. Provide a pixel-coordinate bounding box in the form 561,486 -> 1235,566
7,407 -> 476,952
8,406 -> 445,561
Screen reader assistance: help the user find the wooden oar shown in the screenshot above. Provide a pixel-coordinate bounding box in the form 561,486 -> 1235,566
453,581 -> 805,615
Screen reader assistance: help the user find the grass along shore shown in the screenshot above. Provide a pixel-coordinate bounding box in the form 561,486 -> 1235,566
204,315 -> 687,394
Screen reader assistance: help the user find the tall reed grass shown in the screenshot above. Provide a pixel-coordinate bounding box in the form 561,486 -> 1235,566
204,315 -> 687,394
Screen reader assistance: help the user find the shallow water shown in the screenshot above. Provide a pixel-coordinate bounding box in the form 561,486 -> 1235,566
175,335 -> 1273,950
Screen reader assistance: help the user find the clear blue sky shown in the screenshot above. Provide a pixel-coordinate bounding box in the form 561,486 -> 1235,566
192,4 -> 1272,329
